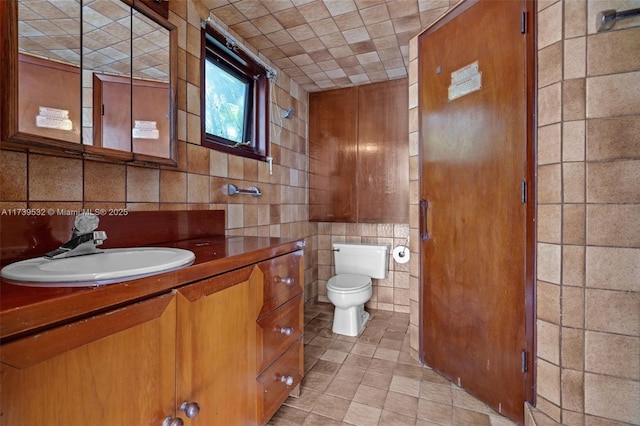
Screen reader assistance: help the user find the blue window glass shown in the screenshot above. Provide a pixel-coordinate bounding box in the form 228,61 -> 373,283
204,59 -> 250,144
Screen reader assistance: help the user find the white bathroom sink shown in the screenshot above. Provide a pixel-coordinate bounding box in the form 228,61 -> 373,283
0,247 -> 195,287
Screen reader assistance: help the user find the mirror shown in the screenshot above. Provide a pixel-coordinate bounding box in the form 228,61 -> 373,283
15,0 -> 82,145
2,0 -> 176,165
83,0 -> 132,158
131,8 -> 171,160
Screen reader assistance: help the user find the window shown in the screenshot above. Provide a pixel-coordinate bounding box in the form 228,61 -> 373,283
205,60 -> 250,144
201,25 -> 270,160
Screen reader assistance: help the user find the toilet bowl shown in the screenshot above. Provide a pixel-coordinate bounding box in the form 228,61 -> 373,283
327,274 -> 373,336
327,243 -> 389,337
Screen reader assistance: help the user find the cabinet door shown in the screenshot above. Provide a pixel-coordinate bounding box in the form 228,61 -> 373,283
309,87 -> 358,222
357,79 -> 409,223
176,265 -> 263,425
0,293 -> 176,426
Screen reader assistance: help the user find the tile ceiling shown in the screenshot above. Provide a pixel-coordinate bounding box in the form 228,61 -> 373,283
203,0 -> 458,92
17,0 -> 170,82
17,0 -> 459,92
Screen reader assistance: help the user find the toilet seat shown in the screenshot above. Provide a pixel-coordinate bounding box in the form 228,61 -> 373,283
327,274 -> 371,293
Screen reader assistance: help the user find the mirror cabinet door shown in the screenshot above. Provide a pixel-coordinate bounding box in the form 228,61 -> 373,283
131,8 -> 171,160
3,0 -> 176,165
15,0 -> 82,146
83,0 -> 133,160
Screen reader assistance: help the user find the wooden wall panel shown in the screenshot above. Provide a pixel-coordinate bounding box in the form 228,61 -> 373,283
357,79 -> 409,223
308,87 -> 358,222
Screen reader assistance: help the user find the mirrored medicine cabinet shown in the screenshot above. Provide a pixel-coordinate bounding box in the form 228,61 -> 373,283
0,0 -> 177,165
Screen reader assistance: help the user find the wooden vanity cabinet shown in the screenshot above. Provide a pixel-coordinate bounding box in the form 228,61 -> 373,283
0,249 -> 303,426
175,249 -> 304,425
0,293 -> 177,426
309,78 -> 409,223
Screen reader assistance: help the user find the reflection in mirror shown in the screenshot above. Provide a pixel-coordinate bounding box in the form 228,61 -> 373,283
4,0 -> 176,164
17,0 -> 81,144
82,0 -> 132,155
131,8 -> 170,159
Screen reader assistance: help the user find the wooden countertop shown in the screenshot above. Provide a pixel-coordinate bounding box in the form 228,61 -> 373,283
0,235 -> 305,341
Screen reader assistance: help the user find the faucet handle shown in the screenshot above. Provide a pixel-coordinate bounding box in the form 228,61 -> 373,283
73,212 -> 100,235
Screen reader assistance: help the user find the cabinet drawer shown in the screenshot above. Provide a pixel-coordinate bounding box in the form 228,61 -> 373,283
257,339 -> 303,425
257,295 -> 302,373
258,251 -> 303,317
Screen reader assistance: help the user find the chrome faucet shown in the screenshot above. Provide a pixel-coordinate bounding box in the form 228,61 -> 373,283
45,212 -> 108,259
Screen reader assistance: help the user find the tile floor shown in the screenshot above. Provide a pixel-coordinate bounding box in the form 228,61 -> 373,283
269,302 -> 518,426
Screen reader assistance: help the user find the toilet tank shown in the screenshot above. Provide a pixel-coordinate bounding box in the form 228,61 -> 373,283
332,242 -> 390,279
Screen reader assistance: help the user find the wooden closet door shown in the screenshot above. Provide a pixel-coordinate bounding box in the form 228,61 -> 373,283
418,0 -> 535,423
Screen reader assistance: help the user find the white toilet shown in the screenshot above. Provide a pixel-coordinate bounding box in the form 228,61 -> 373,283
327,242 -> 390,336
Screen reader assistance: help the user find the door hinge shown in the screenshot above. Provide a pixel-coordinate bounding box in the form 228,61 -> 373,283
521,11 -> 527,34
101,104 -> 105,116
521,180 -> 527,204
521,350 -> 528,373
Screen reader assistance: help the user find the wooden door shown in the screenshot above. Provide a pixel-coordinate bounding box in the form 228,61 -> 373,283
93,73 -> 132,151
176,265 -> 262,425
309,87 -> 358,222
358,79 -> 409,223
418,0 -> 535,423
0,294 -> 176,425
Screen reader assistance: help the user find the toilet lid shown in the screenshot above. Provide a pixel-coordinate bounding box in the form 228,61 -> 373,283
327,274 -> 371,292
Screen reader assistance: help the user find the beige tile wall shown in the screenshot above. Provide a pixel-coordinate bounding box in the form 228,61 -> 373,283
315,222 -> 412,313
534,0 -> 639,424
407,34 -> 421,357
0,0 -> 318,304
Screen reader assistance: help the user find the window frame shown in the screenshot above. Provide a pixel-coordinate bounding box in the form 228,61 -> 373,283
200,26 -> 269,161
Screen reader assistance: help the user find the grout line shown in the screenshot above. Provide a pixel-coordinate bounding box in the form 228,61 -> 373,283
271,302 -> 517,425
